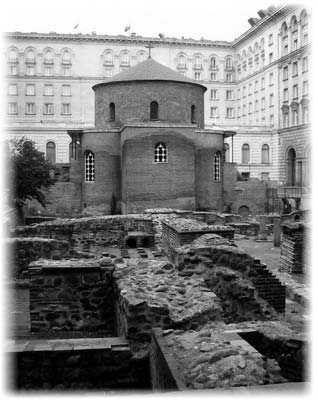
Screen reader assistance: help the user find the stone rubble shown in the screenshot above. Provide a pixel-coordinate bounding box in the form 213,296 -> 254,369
113,258 -> 223,340
162,326 -> 288,390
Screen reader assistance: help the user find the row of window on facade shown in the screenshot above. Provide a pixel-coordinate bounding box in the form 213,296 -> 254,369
281,101 -> 309,127
8,83 -> 72,96
236,40 -> 308,78
45,140 -> 269,170
8,102 -> 71,115
176,54 -> 234,70
181,70 -> 234,82
236,84 -> 308,113
224,143 -> 270,164
83,146 -> 222,182
7,48 -> 72,64
237,10 -> 308,62
282,58 -> 308,80
107,101 -> 198,123
8,64 -> 71,76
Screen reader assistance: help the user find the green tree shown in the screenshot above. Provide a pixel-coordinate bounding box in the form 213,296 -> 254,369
8,137 -> 56,208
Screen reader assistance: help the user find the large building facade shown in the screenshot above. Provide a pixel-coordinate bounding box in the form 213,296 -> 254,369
5,4 -> 311,202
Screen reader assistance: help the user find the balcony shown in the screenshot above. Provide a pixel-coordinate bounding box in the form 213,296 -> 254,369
8,58 -> 18,64
177,63 -> 187,69
25,58 -> 36,64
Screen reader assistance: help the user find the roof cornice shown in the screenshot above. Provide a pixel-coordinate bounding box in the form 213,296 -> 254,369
4,31 -> 233,49
232,4 -> 299,47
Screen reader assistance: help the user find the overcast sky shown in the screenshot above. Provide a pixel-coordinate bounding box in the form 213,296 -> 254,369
1,0 -> 313,42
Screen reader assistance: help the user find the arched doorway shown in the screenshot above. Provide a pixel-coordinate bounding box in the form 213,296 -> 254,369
287,148 -> 296,186
287,148 -> 296,185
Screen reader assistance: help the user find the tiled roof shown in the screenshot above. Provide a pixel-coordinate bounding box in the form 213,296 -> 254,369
93,58 -> 206,90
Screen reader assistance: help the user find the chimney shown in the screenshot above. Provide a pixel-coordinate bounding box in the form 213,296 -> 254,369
257,9 -> 268,18
248,17 -> 261,26
267,5 -> 276,14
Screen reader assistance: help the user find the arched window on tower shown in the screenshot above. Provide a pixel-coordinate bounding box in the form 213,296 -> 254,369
150,101 -> 159,120
213,152 -> 221,181
242,143 -> 250,164
109,102 -> 115,122
261,144 -> 270,164
154,143 -> 167,163
191,105 -> 196,123
46,141 -> 56,164
85,151 -> 95,182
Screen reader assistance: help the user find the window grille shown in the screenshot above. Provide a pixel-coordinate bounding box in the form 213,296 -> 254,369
154,143 -> 167,163
85,151 -> 95,182
213,152 -> 221,181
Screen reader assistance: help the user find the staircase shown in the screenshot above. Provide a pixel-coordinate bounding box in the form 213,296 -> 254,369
249,262 -> 286,313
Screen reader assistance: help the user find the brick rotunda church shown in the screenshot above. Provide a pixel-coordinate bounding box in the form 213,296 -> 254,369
68,56 -> 235,214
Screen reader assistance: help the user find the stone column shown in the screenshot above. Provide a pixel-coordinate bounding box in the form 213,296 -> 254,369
273,216 -> 281,247
257,215 -> 268,240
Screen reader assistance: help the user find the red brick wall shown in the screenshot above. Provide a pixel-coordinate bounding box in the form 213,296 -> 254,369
80,131 -> 121,214
122,131 -> 196,213
195,147 -> 223,211
94,81 -> 205,128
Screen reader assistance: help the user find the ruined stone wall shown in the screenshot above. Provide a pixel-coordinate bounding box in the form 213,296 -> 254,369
13,215 -> 154,248
10,337 -> 149,390
170,245 -> 285,315
29,259 -> 115,335
113,259 -> 223,342
149,328 -> 186,391
161,220 -> 235,259
6,238 -> 70,279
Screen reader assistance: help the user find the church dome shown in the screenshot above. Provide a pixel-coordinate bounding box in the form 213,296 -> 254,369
93,58 -> 206,128
93,58 -> 206,91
